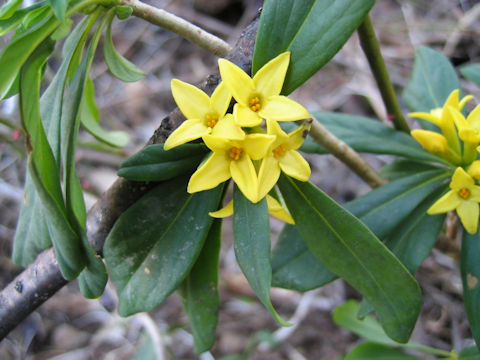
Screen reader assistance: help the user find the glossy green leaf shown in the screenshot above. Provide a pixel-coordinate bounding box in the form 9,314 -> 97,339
48,0 -> 67,21
0,0 -> 23,20
104,176 -> 223,316
345,342 -> 422,360
460,63 -> 480,87
103,19 -> 145,82
0,2 -> 47,36
252,0 -> 374,94
118,144 -> 208,182
233,186 -> 288,326
379,159 -> 441,180
278,176 -> 422,342
80,78 -> 130,148
290,111 -> 446,164
179,219 -> 222,354
461,231 -> 480,350
460,346 -> 480,360
271,224 -> 336,292
78,248 -> 107,298
402,46 -> 460,131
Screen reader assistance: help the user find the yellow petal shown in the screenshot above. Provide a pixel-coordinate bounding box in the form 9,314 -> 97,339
468,161 -> 480,181
188,153 -> 231,193
458,129 -> 480,143
443,89 -> 460,110
467,104 -> 480,129
243,133 -> 276,160
253,52 -> 290,97
257,156 -> 281,200
279,150 -> 311,181
218,58 -> 255,106
427,190 -> 460,214
260,95 -> 309,122
230,156 -> 259,203
203,134 -> 233,153
266,118 -> 288,142
233,103 -> 263,127
408,112 -> 442,127
171,79 -> 211,120
209,200 -> 233,218
459,94 -> 474,110
410,129 -> 448,154
266,195 -> 294,224
211,82 -> 232,117
211,113 -> 245,140
450,167 -> 474,190
457,200 -> 479,234
448,106 -> 469,132
164,119 -> 209,150
286,124 -> 306,150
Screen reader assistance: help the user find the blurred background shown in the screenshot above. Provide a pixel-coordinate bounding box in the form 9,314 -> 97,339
1,0 -> 480,358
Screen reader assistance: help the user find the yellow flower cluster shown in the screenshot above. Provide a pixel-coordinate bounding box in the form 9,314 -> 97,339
164,52 -> 311,222
409,90 -> 480,234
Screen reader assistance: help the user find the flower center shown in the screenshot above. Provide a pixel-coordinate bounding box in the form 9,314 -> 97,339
272,144 -> 286,159
205,113 -> 219,128
249,96 -> 261,112
458,187 -> 471,200
228,147 -> 243,160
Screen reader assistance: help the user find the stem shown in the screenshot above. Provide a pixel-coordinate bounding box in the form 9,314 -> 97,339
357,15 -> 410,133
122,0 -> 232,57
308,117 -> 387,189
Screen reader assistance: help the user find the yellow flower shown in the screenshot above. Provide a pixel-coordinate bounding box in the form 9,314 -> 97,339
187,132 -> 275,203
164,80 -> 232,150
257,119 -> 311,199
218,52 -> 309,127
468,160 -> 480,181
409,89 -> 472,154
449,105 -> 480,164
209,195 -> 294,224
410,129 -> 461,164
428,167 -> 480,234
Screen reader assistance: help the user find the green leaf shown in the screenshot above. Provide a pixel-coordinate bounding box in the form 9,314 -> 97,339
252,0 -> 375,94
379,159 -> 441,180
460,63 -> 480,87
48,0 -> 68,21
0,2 -> 47,36
78,248 -> 107,298
278,176 -> 422,343
271,224 -> 336,292
118,144 -> 208,182
0,0 -> 23,20
103,18 -> 145,82
233,186 -> 289,326
345,342 -> 423,360
402,46 -> 460,131
179,219 -> 222,354
345,169 -> 449,239
461,231 -> 480,351
0,13 -> 59,97
104,176 -> 223,316
292,111 -> 446,164
80,77 -> 130,148
460,346 -> 480,360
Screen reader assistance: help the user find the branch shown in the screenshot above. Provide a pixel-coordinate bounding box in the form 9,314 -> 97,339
357,15 -> 410,133
0,13 -> 260,340
123,0 -> 232,57
308,117 -> 387,189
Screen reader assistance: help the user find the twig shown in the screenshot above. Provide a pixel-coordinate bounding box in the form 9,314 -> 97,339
0,14 -> 260,340
309,117 -> 387,189
357,15 -> 410,133
123,0 -> 232,57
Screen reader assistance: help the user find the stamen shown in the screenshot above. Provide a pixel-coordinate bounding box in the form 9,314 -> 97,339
459,187 -> 471,200
249,96 -> 261,112
205,114 -> 219,128
228,147 -> 243,160
272,144 -> 286,159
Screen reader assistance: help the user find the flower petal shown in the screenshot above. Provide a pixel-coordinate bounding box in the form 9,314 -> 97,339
203,134 -> 233,153
230,156 -> 259,203
171,79 -> 211,120
427,190 -> 460,214
467,104 -> 480,129
410,129 -> 448,154
266,118 -> 288,142
449,106 -> 469,132
188,153 -> 231,193
164,119 -> 208,150
234,103 -> 263,127
211,113 -> 246,140
408,112 -> 442,127
266,195 -> 294,224
260,95 -> 309,122
457,200 -> 479,234
243,134 -> 276,160
286,124 -> 306,150
450,167 -> 474,189
211,82 -> 232,117
253,52 -> 290,97
279,150 -> 311,181
209,200 -> 234,218
257,156 -> 281,200
218,58 -> 255,106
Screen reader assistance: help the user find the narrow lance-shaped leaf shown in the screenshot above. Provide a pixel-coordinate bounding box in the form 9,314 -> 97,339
48,0 -> 68,22
0,2 -> 48,37
278,175 -> 422,343
345,343 -> 423,360
233,186 -> 289,326
0,0 -> 23,20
